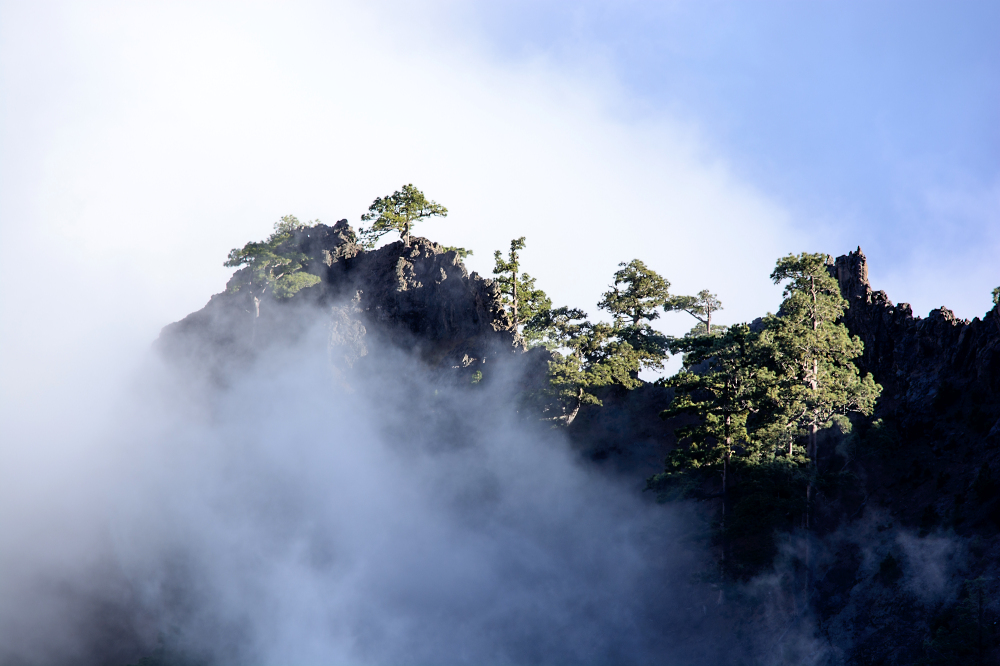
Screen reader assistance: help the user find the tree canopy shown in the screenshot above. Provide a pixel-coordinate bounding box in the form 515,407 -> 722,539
525,306 -> 609,424
598,259 -> 672,326
442,245 -> 473,259
766,252 -> 881,463
649,252 -> 882,575
672,289 -> 725,337
493,237 -> 550,333
224,216 -> 322,337
597,259 -> 673,380
359,184 -> 447,248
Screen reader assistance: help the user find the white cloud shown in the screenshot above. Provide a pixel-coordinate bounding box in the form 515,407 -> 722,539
0,0 -> 806,401
869,176 -> 1000,320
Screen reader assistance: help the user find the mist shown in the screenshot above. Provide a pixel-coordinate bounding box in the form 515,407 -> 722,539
0,302 -> 726,665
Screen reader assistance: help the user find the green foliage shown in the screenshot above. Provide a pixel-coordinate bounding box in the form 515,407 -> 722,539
654,325 -> 777,496
493,237 -> 551,332
524,306 -> 610,422
224,215 -> 322,328
442,245 -> 473,259
359,184 -> 447,248
650,251 -> 883,576
597,259 -> 673,379
598,259 -> 672,326
765,252 -> 882,459
671,289 -> 725,337
649,323 -> 812,576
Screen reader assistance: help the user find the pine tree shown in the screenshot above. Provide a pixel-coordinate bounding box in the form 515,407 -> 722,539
224,215 -> 322,341
442,245 -> 473,259
766,253 -> 881,529
650,325 -> 777,565
671,289 -> 726,337
493,237 -> 550,333
597,259 -> 673,380
525,306 -> 610,424
359,184 -> 447,248
650,252 -> 882,577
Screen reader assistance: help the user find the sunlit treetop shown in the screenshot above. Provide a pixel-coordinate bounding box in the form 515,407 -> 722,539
598,259 -> 672,326
359,184 -> 448,249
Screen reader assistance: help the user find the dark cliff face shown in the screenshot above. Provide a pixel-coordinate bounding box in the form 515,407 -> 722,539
158,220 -> 516,378
813,249 -> 1000,663
830,249 -> 1000,530
155,233 -> 1000,662
833,248 -> 1000,437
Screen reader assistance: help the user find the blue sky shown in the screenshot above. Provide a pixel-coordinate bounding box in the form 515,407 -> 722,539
466,0 -> 1000,301
477,3 -> 999,232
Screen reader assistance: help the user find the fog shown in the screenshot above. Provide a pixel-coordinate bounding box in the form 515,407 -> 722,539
0,286 -> 980,665
0,305 -> 724,665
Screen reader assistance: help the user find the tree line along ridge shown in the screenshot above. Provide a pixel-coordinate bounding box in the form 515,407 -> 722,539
222,184 -> 1000,583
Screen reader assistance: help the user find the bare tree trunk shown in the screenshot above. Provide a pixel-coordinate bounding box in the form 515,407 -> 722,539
252,295 -> 261,344
563,387 -> 584,426
721,417 -> 731,575
512,268 -> 518,328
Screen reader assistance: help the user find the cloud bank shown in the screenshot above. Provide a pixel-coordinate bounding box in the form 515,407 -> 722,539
0,303 -> 725,665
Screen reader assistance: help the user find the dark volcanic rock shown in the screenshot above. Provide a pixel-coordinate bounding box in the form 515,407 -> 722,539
832,248 -> 1000,433
566,383 -> 680,486
155,230 -> 1000,663
829,248 -> 1000,532
158,220 -> 516,378
814,249 -> 1000,663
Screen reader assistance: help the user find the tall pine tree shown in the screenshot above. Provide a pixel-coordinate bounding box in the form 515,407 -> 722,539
597,259 -> 673,381
766,253 -> 881,528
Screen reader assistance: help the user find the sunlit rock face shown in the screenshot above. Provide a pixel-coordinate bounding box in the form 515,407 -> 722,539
158,220 -> 516,379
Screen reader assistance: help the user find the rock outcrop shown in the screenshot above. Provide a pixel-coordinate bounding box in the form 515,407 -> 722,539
832,248 -> 1000,439
158,220 -> 516,378
154,233 -> 1000,663
809,249 -> 1000,662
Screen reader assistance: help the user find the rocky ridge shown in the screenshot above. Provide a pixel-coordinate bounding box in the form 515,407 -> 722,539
158,220 -> 517,378
158,230 -> 1000,663
833,248 -> 1000,437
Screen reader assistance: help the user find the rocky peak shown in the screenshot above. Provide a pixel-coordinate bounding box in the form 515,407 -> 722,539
159,221 -> 516,376
832,248 -> 999,434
